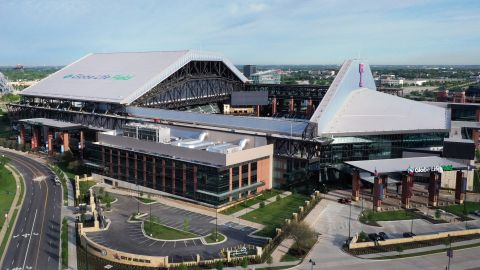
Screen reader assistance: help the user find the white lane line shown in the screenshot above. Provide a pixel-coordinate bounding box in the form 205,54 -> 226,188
22,209 -> 38,270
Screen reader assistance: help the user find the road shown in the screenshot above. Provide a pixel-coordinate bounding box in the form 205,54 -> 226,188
0,150 -> 62,270
294,190 -> 480,270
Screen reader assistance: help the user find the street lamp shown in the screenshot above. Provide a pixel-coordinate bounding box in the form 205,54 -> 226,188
309,259 -> 316,270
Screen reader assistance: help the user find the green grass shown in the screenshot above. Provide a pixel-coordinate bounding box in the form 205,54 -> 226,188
280,253 -> 302,262
440,201 -> 480,217
13,167 -> 24,207
0,209 -> 18,259
78,180 -> 97,203
61,218 -> 68,269
0,161 -> 16,230
137,197 -> 155,204
241,193 -> 308,237
221,190 -> 282,215
143,220 -> 198,240
360,209 -> 415,223
204,232 -> 226,243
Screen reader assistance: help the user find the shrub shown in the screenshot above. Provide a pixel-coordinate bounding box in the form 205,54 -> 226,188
215,261 -> 224,270
241,257 -> 248,268
259,201 -> 265,208
276,195 -> 281,201
267,255 -> 273,264
435,209 -> 442,219
178,263 -> 187,270
358,231 -> 369,242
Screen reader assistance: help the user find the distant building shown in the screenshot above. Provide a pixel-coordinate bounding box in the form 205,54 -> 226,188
251,70 -> 281,84
243,65 -> 257,79
380,74 -> 404,87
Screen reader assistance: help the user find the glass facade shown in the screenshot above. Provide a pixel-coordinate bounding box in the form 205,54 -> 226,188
86,144 -> 265,205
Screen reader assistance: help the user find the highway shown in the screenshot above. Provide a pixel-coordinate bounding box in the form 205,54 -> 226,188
0,150 -> 62,270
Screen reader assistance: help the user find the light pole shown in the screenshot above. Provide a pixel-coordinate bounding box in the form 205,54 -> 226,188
309,259 -> 316,270
348,201 -> 352,240
149,202 -> 152,232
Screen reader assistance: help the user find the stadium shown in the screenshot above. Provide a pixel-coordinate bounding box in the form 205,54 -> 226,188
7,50 -> 452,206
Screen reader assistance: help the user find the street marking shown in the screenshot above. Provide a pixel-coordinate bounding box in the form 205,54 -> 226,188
22,209 -> 37,270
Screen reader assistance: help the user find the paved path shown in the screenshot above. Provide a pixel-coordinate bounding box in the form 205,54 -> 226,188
230,191 -> 290,218
65,173 -> 78,270
0,165 -> 22,266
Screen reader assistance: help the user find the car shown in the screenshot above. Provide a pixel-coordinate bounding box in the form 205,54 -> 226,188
474,210 -> 480,217
337,198 -> 346,204
403,232 -> 415,238
378,232 -> 388,240
337,198 -> 352,204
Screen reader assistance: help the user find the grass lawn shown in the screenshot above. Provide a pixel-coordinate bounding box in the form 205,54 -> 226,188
221,190 -> 282,215
0,159 -> 16,230
280,253 -> 302,262
360,209 -> 415,223
143,220 -> 198,240
137,197 -> 155,204
440,201 -> 480,217
241,193 -> 308,237
204,232 -> 226,243
61,218 -> 68,269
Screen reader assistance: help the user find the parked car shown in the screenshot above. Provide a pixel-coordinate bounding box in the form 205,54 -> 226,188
378,232 -> 388,240
403,232 -> 415,238
337,198 -> 352,204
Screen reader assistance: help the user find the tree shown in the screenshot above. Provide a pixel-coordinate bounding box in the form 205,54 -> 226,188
267,255 -> 273,264
178,263 -> 187,270
215,261 -> 224,270
106,201 -> 111,209
259,201 -> 265,208
435,209 -> 442,220
395,246 -> 404,256
285,221 -> 317,255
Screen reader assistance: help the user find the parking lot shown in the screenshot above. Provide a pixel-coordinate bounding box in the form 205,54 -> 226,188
86,194 -> 267,262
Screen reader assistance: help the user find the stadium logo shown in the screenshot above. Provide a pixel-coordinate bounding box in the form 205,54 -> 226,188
63,73 -> 134,81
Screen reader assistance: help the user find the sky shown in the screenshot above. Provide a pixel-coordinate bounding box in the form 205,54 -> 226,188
0,0 -> 479,66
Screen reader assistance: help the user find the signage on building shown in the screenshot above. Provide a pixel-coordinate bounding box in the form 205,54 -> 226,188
412,165 -> 453,173
63,73 -> 134,81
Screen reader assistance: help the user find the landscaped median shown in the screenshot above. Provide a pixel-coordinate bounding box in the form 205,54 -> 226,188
440,201 -> 480,219
220,190 -> 282,215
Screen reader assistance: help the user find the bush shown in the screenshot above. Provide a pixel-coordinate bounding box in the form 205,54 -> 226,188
358,231 -> 369,242
259,201 -> 265,208
267,255 -> 273,264
215,261 -> 224,270
241,257 -> 248,268
276,195 -> 281,201
284,221 -> 317,255
178,263 -> 187,270
435,209 -> 442,219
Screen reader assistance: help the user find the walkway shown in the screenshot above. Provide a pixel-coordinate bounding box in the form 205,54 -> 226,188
230,191 -> 290,218
63,172 -> 78,270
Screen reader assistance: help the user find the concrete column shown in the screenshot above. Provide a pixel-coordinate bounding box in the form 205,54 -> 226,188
162,160 -> 166,191
172,161 -> 176,194
152,157 -> 156,190
455,170 -> 465,204
229,167 -> 233,202
101,146 -> 105,169
31,127 -> 40,150
401,174 -> 413,209
109,149 -> 113,177
79,129 -> 85,159
382,175 -> 389,197
125,152 -> 129,181
143,155 -> 147,187
473,129 -> 480,149
62,131 -> 70,152
428,172 -> 440,207
373,176 -> 383,211
256,105 -> 260,117
117,150 -> 121,179
182,164 -> 187,195
19,125 -> 25,145
134,153 -> 138,185
476,109 -> 480,122
238,165 -> 243,199
47,131 -> 53,156
272,97 -> 277,115
289,97 -> 295,113
351,169 -> 360,201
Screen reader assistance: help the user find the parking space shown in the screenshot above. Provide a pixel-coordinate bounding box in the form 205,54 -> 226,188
85,193 -> 268,260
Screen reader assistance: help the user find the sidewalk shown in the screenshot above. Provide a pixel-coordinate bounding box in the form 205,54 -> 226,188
357,237 -> 480,259
216,260 -> 300,270
231,191 -> 290,218
63,172 -> 78,270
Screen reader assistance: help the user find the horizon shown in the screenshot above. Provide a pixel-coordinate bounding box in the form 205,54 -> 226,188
1,0 -> 479,66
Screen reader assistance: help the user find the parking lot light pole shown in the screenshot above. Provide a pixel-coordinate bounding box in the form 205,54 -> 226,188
348,202 -> 352,240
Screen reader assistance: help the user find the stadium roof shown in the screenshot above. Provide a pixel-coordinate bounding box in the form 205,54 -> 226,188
20,50 -> 247,104
321,88 -> 450,136
126,106 -> 309,137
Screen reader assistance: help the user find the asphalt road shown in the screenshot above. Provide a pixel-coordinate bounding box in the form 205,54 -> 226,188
0,150 -> 62,270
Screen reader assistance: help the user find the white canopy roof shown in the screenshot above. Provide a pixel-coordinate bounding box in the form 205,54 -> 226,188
21,50 -> 247,104
321,88 -> 450,136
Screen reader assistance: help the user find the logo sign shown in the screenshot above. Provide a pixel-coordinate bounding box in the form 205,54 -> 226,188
359,63 -> 365,87
230,246 -> 249,257
63,73 -> 134,81
101,249 -> 107,256
413,165 -> 453,173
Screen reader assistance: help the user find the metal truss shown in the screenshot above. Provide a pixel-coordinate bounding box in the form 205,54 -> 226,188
245,84 -> 328,100
132,61 -> 244,109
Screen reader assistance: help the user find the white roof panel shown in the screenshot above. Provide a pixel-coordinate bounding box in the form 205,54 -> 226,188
20,50 -> 247,104
322,88 -> 450,136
